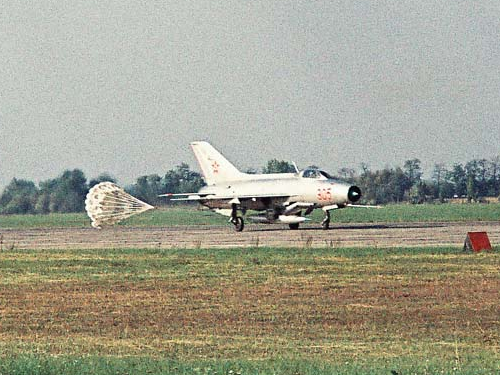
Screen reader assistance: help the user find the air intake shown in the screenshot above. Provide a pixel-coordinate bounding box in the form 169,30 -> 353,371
348,186 -> 362,203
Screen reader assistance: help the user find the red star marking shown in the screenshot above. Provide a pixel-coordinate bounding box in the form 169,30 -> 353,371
211,161 -> 220,174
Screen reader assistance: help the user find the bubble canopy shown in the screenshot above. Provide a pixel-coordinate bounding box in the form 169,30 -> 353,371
299,169 -> 335,180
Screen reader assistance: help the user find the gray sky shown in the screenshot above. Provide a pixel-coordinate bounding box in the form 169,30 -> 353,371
1,0 -> 500,188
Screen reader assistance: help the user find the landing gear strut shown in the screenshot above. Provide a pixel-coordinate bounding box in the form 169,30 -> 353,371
321,210 -> 330,230
230,203 -> 244,232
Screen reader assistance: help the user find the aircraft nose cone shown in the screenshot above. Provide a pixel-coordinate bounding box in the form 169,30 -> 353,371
348,186 -> 362,203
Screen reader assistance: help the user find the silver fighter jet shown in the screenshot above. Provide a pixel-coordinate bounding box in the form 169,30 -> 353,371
161,141 -> 368,231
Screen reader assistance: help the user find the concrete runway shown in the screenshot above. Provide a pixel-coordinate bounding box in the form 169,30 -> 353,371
1,221 -> 499,250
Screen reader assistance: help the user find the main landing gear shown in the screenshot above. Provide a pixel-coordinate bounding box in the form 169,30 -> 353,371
231,216 -> 244,232
230,203 -> 244,232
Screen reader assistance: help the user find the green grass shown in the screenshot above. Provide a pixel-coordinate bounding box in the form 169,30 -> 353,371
0,246 -> 480,284
0,355 -> 498,375
0,203 -> 499,229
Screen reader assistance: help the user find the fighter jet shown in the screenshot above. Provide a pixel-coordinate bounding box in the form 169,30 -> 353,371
160,141 -> 368,231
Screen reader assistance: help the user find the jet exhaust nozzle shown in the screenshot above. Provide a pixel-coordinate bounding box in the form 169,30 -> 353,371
348,186 -> 362,203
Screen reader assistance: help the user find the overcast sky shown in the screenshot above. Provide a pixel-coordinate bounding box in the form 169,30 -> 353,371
1,1 -> 499,188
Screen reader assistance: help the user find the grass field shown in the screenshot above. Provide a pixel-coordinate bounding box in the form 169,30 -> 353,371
0,246 -> 498,374
0,202 -> 499,229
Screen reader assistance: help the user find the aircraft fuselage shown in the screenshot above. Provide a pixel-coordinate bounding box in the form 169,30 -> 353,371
198,173 -> 360,211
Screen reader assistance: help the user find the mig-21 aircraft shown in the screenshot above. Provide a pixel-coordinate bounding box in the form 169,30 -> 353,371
159,141 -> 373,232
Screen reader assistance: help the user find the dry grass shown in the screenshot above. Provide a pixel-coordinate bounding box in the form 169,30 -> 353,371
0,247 -> 498,366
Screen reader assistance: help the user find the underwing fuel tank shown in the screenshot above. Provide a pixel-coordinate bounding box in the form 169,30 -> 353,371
248,215 -> 308,224
278,215 -> 308,224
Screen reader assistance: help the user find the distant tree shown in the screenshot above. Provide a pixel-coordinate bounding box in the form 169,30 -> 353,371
35,178 -> 58,214
172,163 -> 205,194
449,163 -> 467,197
409,181 -> 431,204
389,167 -> 409,203
162,171 -> 178,195
466,174 -> 477,202
88,173 -> 117,189
338,167 -> 356,182
162,163 -> 204,194
129,174 -> 163,206
431,163 -> 448,201
439,180 -> 455,201
465,160 -> 481,201
403,159 -> 422,188
305,165 -> 320,171
0,178 -> 38,214
127,164 -> 205,206
34,191 -> 51,214
473,159 -> 489,198
262,159 -> 296,174
31,170 -> 115,214
359,163 -> 370,175
375,169 -> 397,204
356,167 -> 408,204
47,169 -> 88,212
488,156 -> 500,196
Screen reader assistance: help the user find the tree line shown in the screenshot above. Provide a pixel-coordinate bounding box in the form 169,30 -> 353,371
355,158 -> 500,204
262,157 -> 500,204
1,157 -> 499,214
0,163 -> 203,215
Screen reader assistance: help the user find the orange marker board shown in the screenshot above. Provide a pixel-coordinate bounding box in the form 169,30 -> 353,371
464,232 -> 492,252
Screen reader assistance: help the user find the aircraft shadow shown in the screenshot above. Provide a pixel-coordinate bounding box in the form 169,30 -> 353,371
247,222 -> 446,232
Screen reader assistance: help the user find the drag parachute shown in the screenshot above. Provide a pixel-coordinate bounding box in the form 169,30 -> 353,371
85,182 -> 154,228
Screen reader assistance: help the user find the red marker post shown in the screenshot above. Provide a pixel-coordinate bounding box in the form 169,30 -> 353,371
464,232 -> 493,252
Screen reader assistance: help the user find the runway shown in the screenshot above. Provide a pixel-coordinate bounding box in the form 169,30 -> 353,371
1,221 -> 499,250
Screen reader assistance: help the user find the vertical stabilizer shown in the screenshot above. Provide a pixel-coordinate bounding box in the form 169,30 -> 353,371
190,141 -> 245,185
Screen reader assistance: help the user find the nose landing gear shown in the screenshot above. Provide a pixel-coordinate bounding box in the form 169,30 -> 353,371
321,210 -> 330,230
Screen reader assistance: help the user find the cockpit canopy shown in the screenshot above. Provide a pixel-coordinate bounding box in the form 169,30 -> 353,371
299,168 -> 335,180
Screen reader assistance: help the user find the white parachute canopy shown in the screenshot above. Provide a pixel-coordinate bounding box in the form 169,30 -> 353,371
85,182 -> 154,228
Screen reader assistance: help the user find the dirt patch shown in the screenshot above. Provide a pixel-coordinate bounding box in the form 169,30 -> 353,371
1,268 -> 499,359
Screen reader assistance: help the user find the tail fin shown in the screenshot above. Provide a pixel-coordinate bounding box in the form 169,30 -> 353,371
190,141 -> 245,185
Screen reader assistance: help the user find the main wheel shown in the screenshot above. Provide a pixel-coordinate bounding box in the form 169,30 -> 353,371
289,223 -> 300,230
233,216 -> 244,232
321,220 -> 330,230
